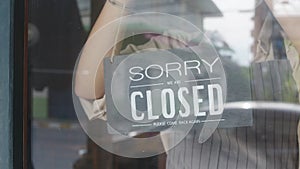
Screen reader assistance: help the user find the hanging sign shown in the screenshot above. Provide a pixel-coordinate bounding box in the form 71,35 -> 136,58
104,47 -> 252,135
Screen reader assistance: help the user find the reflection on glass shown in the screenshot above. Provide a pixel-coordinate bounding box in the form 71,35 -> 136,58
29,0 -> 87,168
29,0 -> 300,169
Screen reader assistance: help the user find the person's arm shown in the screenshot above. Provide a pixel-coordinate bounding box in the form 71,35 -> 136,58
264,0 -> 300,52
75,0 -> 128,99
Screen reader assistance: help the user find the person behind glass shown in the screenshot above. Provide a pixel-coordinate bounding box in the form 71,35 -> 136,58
75,0 -> 300,169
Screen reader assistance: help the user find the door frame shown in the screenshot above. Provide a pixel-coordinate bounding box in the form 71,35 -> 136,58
0,0 -> 28,168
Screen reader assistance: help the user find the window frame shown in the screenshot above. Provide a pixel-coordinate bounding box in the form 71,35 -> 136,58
0,0 -> 28,168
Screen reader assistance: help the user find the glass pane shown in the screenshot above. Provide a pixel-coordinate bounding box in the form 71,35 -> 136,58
29,0 -> 89,168
28,0 -> 300,169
